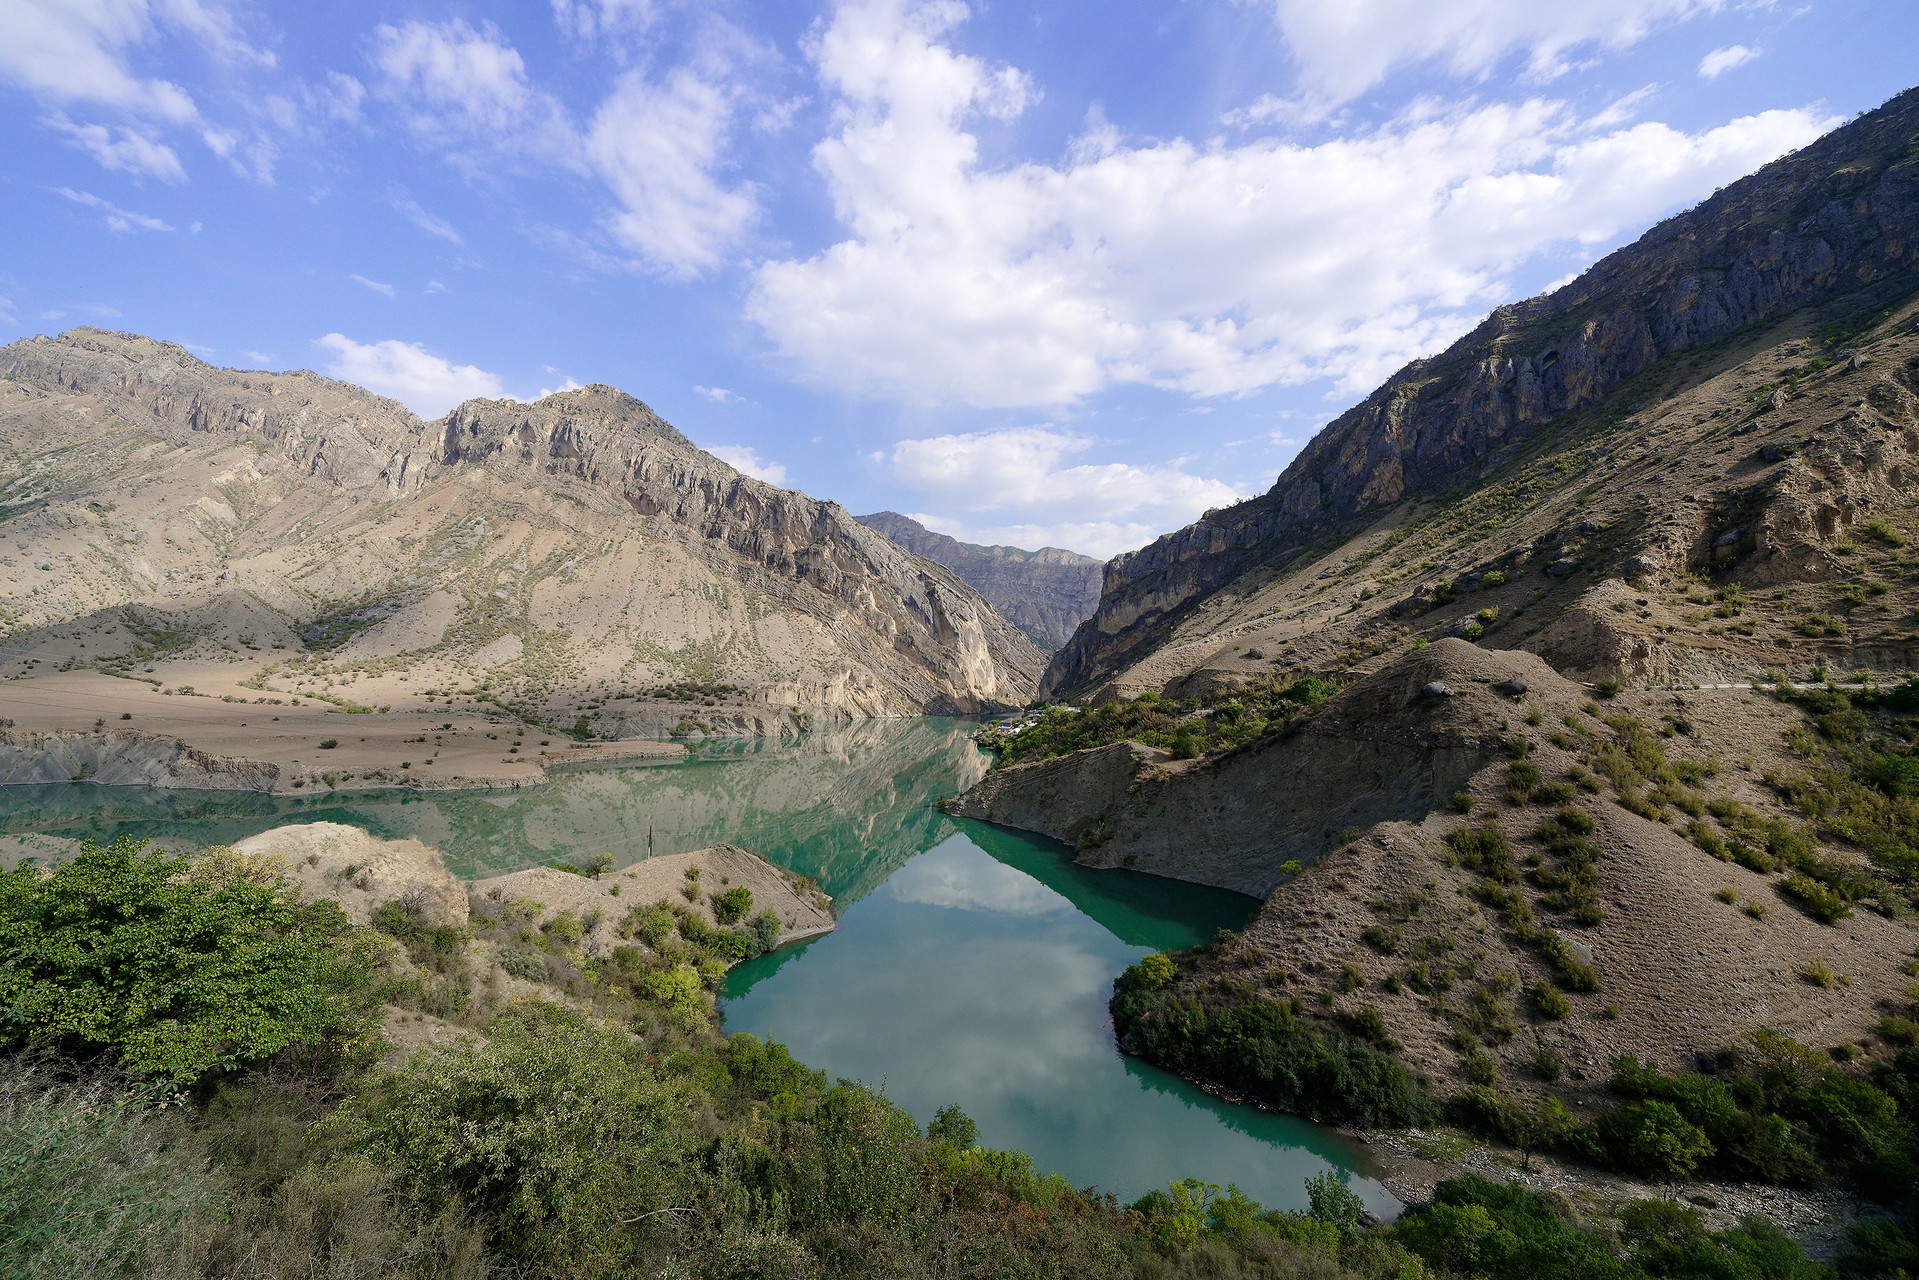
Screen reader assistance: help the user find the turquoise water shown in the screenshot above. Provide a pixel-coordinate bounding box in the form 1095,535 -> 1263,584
0,717 -> 1396,1216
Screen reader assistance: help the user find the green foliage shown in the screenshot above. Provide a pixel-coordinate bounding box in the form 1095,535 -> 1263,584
0,837 -> 378,1080
750,911 -> 782,954
929,1102 -> 979,1148
354,1006 -> 688,1273
0,1056 -> 220,1277
983,676 -> 1339,766
1111,981 -> 1434,1127
713,885 -> 754,924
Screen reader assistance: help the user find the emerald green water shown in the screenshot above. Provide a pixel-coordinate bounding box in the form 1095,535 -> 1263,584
0,717 -> 1395,1215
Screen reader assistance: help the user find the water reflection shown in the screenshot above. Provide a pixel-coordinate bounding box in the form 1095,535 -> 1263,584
0,718 -> 984,902
2,717 -> 1393,1215
724,834 -> 1396,1217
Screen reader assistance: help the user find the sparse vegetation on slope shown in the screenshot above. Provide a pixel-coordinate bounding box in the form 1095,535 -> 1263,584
980,676 -> 1339,766
6,833 -> 1878,1280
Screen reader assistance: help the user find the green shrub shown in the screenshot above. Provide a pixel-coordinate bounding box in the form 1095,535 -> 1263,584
713,886 -> 754,925
0,838 -> 378,1080
1533,983 -> 1572,1020
1111,982 -> 1434,1127
750,911 -> 782,954
1779,873 -> 1852,923
353,1007 -> 688,1272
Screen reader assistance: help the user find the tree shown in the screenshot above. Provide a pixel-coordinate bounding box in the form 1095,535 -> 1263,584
928,1103 -> 978,1148
0,837 -> 377,1080
1594,1100 -> 1715,1183
1306,1168 -> 1367,1236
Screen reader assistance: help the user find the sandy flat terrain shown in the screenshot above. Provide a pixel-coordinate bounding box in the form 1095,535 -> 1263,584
0,668 -> 682,793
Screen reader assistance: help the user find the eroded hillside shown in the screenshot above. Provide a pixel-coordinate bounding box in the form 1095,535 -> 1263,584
0,329 -> 1042,784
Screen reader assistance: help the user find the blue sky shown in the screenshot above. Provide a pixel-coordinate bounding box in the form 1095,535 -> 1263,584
3,1 -> 1915,558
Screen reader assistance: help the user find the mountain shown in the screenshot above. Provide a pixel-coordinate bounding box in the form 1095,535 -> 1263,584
0,329 -> 1044,745
956,90 -> 1919,1111
1047,85 -> 1919,701
855,511 -> 1104,653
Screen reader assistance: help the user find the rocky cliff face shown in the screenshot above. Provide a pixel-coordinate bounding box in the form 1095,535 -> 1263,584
1047,86 -> 1919,697
0,330 -> 1043,730
855,511 -> 1104,653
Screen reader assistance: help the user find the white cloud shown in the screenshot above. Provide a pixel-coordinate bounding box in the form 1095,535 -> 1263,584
0,1 -> 281,181
370,19 -> 551,141
370,18 -> 757,277
1259,0 -> 1722,104
693,384 -> 741,403
704,444 -> 787,485
348,273 -> 396,298
586,67 -> 757,276
53,185 -> 174,233
45,116 -> 186,181
392,193 -> 462,244
1698,44 -> 1760,78
0,0 -> 201,124
879,426 -> 1244,559
243,349 -> 274,364
551,0 -> 659,43
314,333 -> 505,417
749,0 -> 1833,411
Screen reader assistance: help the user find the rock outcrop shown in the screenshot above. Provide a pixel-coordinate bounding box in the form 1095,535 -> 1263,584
1047,86 -> 1919,698
0,332 -> 1044,732
856,511 -> 1104,653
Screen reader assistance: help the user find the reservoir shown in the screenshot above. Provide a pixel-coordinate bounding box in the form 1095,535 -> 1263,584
0,716 -> 1396,1217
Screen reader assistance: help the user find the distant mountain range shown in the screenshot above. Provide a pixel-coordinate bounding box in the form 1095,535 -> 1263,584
855,511 -> 1103,653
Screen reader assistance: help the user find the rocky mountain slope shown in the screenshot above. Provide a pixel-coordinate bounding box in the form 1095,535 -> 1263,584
856,511 -> 1104,652
1047,85 -> 1919,701
0,330 -> 1043,762
958,89 -> 1919,1110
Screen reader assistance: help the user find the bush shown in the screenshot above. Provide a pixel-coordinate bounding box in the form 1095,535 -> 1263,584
1779,873 -> 1852,923
1111,982 -> 1434,1127
0,837 -> 378,1080
353,1006 -> 688,1273
1533,984 -> 1572,1020
713,886 -> 754,925
1587,1100 -> 1715,1182
750,911 -> 782,954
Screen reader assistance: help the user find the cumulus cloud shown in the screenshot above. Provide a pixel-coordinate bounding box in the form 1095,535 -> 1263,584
1260,0 -> 1722,104
693,385 -> 741,403
878,426 -> 1244,559
314,333 -> 505,417
587,67 -> 758,276
0,0 -> 201,124
748,0 -> 1833,411
0,1 -> 282,180
369,18 -> 757,276
704,444 -> 787,485
53,185 -> 174,233
1698,44 -> 1760,78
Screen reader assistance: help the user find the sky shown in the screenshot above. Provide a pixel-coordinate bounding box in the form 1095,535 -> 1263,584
2,1 -> 1915,559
